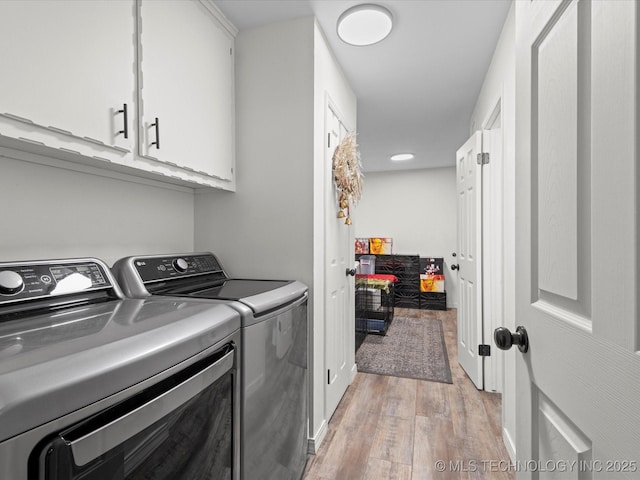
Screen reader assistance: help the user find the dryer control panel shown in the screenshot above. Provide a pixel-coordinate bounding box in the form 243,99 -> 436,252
133,254 -> 226,283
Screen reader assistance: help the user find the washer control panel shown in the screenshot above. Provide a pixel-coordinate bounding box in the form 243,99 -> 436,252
134,254 -> 225,283
0,260 -> 112,303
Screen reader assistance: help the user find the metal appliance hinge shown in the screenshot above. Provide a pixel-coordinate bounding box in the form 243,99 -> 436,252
477,152 -> 490,165
478,344 -> 491,356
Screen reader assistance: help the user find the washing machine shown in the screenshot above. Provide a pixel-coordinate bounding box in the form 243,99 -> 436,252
112,252 -> 308,480
0,257 -> 241,480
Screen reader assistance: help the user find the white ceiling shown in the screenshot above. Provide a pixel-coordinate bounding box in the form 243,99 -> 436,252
213,0 -> 511,172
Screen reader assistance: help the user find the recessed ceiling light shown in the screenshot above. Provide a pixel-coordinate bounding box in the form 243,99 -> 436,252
337,4 -> 393,46
390,153 -> 414,161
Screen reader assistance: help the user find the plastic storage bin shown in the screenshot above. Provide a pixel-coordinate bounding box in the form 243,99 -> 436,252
359,255 -> 376,274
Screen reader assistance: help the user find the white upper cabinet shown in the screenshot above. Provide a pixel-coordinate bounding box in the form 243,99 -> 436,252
0,0 -> 235,190
0,0 -> 134,160
138,0 -> 234,182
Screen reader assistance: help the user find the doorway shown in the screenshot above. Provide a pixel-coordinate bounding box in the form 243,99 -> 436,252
455,120 -> 504,394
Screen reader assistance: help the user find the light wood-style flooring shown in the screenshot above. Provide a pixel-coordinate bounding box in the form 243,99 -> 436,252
303,308 -> 514,480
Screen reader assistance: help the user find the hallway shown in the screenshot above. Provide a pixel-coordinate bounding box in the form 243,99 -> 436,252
303,308 -> 514,480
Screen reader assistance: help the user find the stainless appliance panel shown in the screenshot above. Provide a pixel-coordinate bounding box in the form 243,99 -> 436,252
69,349 -> 234,466
0,298 -> 240,442
0,326 -> 241,480
242,295 -> 308,480
40,344 -> 236,480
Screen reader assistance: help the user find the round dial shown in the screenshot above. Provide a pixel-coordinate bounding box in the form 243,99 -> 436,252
0,270 -> 24,295
173,258 -> 189,273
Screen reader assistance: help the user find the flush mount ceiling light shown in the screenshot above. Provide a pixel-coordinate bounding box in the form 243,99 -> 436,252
337,4 -> 393,46
390,153 -> 414,161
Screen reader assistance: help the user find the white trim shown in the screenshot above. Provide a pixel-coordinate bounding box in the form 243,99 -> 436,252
502,426 -> 516,462
307,419 -> 328,455
482,92 -> 503,130
0,145 -> 194,193
351,363 -> 358,382
198,0 -> 239,36
480,96 -> 505,393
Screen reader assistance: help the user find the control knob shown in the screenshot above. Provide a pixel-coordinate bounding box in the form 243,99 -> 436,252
0,270 -> 24,295
173,258 -> 189,273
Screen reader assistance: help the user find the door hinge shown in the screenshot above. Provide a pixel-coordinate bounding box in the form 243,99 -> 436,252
327,369 -> 331,384
477,152 -> 490,165
479,344 -> 491,356
328,133 -> 331,148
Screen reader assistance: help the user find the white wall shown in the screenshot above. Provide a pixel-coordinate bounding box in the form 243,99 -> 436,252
469,3 -> 516,461
1,153 -> 194,266
354,167 -> 458,307
194,16 -> 357,451
194,17 -> 314,281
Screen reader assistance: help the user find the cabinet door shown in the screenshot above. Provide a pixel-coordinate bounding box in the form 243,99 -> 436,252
138,0 -> 234,182
0,0 -> 134,156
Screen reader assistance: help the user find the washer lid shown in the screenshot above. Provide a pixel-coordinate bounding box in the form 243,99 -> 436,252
187,279 -> 291,299
184,279 -> 308,315
0,297 -> 240,441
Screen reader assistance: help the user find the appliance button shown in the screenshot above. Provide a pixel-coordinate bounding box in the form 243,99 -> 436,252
173,258 -> 189,273
0,270 -> 24,295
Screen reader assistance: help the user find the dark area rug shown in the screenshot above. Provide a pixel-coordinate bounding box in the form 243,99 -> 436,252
356,316 -> 453,384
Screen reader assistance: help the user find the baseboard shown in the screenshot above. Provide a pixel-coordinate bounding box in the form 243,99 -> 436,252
503,426 -> 516,462
350,362 -> 358,382
307,419 -> 328,455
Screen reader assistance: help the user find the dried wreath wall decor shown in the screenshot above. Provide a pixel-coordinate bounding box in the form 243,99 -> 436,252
332,132 -> 363,225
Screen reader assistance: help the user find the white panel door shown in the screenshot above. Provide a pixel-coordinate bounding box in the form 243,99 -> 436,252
324,102 -> 353,420
514,0 -> 640,476
456,131 -> 484,389
481,127 -> 503,394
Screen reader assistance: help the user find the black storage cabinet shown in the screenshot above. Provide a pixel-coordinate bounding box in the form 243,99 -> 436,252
356,254 -> 447,311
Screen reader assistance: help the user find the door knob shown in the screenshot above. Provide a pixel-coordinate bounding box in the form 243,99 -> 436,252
494,326 -> 529,353
346,268 -> 356,277
451,264 -> 460,271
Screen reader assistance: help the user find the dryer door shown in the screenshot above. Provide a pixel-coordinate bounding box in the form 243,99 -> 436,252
38,346 -> 236,480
